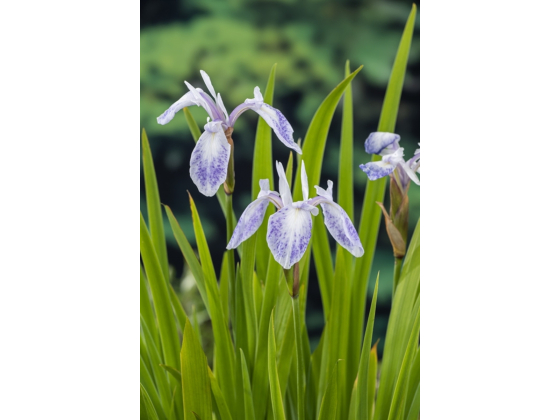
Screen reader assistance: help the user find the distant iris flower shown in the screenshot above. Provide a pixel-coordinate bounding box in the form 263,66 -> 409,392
157,70 -> 301,197
359,132 -> 420,189
227,161 -> 364,269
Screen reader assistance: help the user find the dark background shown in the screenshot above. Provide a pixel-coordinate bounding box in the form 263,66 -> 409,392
140,0 -> 420,354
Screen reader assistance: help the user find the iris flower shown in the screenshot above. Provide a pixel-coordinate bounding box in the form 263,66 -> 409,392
359,132 -> 420,190
157,70 -> 301,196
226,160 -> 364,269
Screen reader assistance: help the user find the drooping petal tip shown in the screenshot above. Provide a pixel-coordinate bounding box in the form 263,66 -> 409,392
252,103 -> 301,154
319,200 -> 364,257
359,161 -> 396,181
364,132 -> 400,155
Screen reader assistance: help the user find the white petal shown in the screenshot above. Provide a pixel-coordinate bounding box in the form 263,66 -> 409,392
200,70 -> 217,99
253,86 -> 264,102
383,148 -> 405,165
399,161 -> 420,186
189,123 -> 231,197
301,161 -> 309,201
359,161 -> 396,181
364,132 -> 400,155
156,91 -> 198,125
293,200 -> 319,216
276,161 -> 292,207
226,196 -> 271,249
266,206 -> 313,269
314,179 -> 333,201
259,179 -> 270,195
216,93 -> 229,124
319,200 -> 364,257
252,104 -> 301,154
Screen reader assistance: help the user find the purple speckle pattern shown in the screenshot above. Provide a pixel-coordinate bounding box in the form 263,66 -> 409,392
255,104 -> 302,154
364,132 -> 400,155
266,206 -> 312,269
359,161 -> 396,181
320,202 -> 364,257
189,128 -> 231,197
226,197 -> 270,249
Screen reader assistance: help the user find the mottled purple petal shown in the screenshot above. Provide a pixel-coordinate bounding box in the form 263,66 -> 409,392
230,87 -> 300,153
319,200 -> 364,257
226,196 -> 271,249
266,206 -> 313,269
359,160 -> 396,181
253,103 -> 301,154
189,121 -> 231,197
313,180 -> 363,257
364,132 -> 400,155
156,91 -> 199,125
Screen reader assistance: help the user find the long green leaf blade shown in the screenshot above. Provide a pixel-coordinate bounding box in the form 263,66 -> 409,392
404,348 -> 420,417
351,5 -> 417,395
368,341 -> 379,420
141,317 -> 172,410
387,307 -> 420,420
292,296 -> 305,420
141,358 -> 165,419
317,363 -> 339,420
140,213 -> 180,371
311,213 -> 333,319
356,275 -> 379,420
338,60 -> 354,222
240,234 -> 258,364
164,205 -> 209,311
181,316 -> 212,420
188,194 -> 236,411
168,283 -> 187,331
208,367 -> 234,420
316,247 -> 348,418
140,266 -> 157,340
141,383 -> 162,420
253,64 -> 277,282
374,219 -> 420,420
293,66 -> 363,202
142,129 -> 169,280
268,311 -> 286,420
252,261 -> 282,419
183,107 -> 201,142
240,350 -> 256,420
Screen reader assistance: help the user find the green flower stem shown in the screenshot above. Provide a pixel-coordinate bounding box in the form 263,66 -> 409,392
292,293 -> 305,420
392,256 -> 403,298
225,192 -> 236,331
224,128 -> 235,195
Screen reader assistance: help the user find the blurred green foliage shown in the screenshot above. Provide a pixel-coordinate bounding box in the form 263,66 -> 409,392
141,0 -> 419,137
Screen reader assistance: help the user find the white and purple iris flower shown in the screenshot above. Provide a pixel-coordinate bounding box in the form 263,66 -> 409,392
359,132 -> 420,189
157,70 -> 301,197
226,161 -> 364,269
